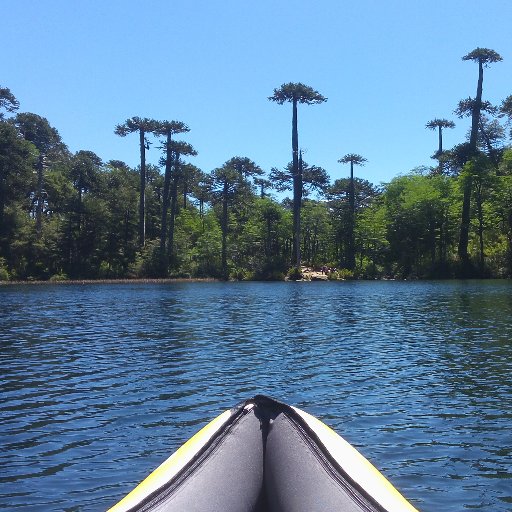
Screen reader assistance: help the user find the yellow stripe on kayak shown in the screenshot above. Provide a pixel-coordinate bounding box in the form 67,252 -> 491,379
291,407 -> 419,512
108,410 -> 232,512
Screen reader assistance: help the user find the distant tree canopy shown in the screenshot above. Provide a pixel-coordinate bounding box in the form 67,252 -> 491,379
1,48 -> 511,281
0,86 -> 19,120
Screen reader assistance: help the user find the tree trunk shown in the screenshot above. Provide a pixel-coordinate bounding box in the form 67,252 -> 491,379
292,98 -> 301,268
458,176 -> 472,268
266,215 -> 272,257
347,161 -> 356,270
458,59 -> 483,268
469,61 -> 484,151
36,153 -> 44,239
221,180 -> 229,279
437,126 -> 443,174
160,132 -> 173,266
0,179 -> 5,238
168,153 -> 180,267
430,218 -> 436,267
139,128 -> 146,247
476,182 -> 485,276
439,211 -> 446,266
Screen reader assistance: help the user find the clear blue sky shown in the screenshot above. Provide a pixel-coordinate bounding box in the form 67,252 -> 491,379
3,0 -> 511,189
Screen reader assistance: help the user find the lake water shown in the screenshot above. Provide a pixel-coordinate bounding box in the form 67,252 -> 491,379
1,281 -> 511,511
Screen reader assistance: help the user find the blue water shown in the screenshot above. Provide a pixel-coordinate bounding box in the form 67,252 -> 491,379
1,281 -> 511,511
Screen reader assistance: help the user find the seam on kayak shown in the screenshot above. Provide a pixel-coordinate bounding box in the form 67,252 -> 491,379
283,411 -> 387,512
126,404 -> 247,512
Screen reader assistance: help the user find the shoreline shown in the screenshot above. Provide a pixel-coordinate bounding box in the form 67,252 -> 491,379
0,278 -> 220,286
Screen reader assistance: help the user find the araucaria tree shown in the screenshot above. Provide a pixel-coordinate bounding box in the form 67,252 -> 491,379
269,83 -> 327,268
210,157 -> 263,279
154,120 -> 190,268
114,117 -> 159,247
426,118 -> 455,173
338,154 -> 367,270
166,140 -> 197,267
457,48 -> 502,269
13,113 -> 66,238
0,86 -> 19,120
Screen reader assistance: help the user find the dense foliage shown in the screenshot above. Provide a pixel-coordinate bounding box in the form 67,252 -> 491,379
1,50 -> 511,281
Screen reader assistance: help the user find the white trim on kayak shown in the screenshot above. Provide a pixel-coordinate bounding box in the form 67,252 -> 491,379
108,409 -> 233,512
291,406 -> 419,512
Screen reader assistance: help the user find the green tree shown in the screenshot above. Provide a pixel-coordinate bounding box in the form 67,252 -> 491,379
0,122 -> 36,264
70,150 -> 102,207
256,197 -> 290,277
269,158 -> 329,198
426,118 -> 455,173
0,86 -> 19,120
462,155 -> 497,275
166,141 -> 197,269
458,48 -> 502,269
426,119 -> 456,157
268,82 -> 327,268
210,156 -> 263,279
338,154 -> 367,270
153,120 -> 190,266
328,176 -> 379,269
12,113 -> 68,238
193,210 -> 222,277
500,95 -> 512,139
254,177 -> 272,199
114,117 -> 159,247
455,99 -> 503,166
181,163 -> 203,208
384,173 -> 456,278
301,200 -> 331,268
191,173 -> 211,221
103,161 -> 139,275
355,198 -> 389,277
66,150 -> 103,274
493,150 -> 512,274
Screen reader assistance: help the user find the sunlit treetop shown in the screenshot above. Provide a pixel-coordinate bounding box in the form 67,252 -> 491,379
270,160 -> 330,193
169,140 -> 197,157
462,48 -> 503,66
223,156 -> 263,177
13,112 -> 65,154
0,86 -> 19,119
107,159 -> 131,170
338,154 -> 367,166
426,118 -> 455,130
114,117 -> 160,136
268,82 -> 327,105
153,120 -> 190,137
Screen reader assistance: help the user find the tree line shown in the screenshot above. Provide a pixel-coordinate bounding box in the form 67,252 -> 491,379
1,47 -> 511,281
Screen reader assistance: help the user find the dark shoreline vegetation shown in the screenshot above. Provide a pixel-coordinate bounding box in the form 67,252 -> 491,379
1,48 -> 512,283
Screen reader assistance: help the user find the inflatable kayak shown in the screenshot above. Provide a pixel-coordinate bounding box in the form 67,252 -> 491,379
108,395 -> 418,512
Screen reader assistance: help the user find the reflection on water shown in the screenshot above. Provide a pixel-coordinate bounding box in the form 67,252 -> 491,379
1,281 -> 512,511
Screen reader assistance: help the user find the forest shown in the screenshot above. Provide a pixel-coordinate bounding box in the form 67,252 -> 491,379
1,48 -> 512,282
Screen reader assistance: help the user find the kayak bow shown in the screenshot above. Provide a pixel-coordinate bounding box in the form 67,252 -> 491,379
109,395 -> 419,512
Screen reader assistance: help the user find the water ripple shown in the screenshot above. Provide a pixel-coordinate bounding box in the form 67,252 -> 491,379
1,281 -> 512,510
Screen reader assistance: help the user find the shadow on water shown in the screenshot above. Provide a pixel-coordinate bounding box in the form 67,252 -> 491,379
1,281 -> 511,511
